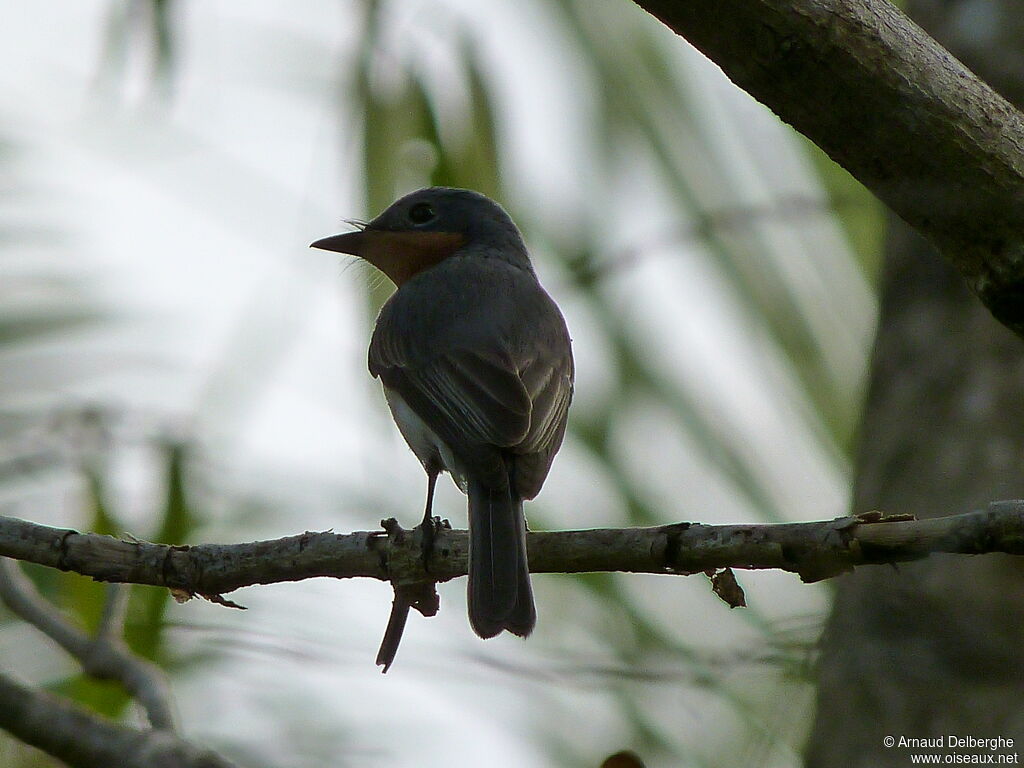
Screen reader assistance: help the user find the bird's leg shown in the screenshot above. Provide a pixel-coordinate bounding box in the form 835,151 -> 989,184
418,467 -> 440,571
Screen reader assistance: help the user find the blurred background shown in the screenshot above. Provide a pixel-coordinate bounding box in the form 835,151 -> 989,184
0,0 -> 886,766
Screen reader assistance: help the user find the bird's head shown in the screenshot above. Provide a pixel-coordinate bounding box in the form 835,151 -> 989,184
311,187 -> 529,286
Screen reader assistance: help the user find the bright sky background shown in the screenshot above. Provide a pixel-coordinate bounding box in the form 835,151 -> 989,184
0,2 -> 875,766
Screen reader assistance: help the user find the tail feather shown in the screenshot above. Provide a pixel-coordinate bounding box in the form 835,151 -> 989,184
467,477 -> 536,639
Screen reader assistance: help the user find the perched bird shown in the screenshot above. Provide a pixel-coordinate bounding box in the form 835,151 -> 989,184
312,187 -> 573,667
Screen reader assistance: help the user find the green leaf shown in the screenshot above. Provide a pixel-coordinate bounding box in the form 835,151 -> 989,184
126,441 -> 198,664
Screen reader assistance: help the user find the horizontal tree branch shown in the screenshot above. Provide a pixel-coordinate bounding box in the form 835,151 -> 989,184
0,670 -> 237,768
3,503 -> 1024,598
631,0 -> 1024,337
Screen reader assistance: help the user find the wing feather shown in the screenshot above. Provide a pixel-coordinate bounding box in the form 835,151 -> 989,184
401,350 -> 531,448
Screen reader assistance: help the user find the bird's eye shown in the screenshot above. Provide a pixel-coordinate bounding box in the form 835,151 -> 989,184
407,202 -> 436,225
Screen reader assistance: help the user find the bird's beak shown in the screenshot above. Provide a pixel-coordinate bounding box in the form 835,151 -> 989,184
311,227 -> 466,287
310,231 -> 368,255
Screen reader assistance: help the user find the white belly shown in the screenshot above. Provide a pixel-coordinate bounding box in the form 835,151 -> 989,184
383,386 -> 468,492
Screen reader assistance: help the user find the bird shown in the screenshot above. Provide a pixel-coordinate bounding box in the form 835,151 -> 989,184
312,187 -> 574,669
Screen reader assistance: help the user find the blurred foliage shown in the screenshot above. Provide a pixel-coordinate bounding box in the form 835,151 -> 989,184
354,3 -> 503,307
0,17 -> 193,752
340,0 -> 877,765
558,0 -> 877,453
51,438 -> 197,720
0,149 -> 94,761
0,0 -> 883,766
97,0 -> 178,98
127,441 -> 197,660
1,423 -> 199,765
802,137 -> 885,280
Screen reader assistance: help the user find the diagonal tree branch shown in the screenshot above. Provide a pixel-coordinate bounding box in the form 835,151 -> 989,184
96,582 -> 130,642
0,670 -> 237,768
3,503 -> 1024,598
630,0 -> 1024,337
0,559 -> 177,730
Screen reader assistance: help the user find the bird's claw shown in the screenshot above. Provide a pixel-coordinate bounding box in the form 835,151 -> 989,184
418,515 -> 449,573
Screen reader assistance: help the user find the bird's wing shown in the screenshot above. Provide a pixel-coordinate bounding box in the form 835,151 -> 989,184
371,333 -> 534,467
516,350 -> 574,454
398,347 -> 533,448
510,348 -> 574,499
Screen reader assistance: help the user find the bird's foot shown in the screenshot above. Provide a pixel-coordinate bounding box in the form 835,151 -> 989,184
375,517 -> 443,673
417,515 -> 450,573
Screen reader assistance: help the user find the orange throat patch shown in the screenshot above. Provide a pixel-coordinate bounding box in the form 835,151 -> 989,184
359,230 -> 467,286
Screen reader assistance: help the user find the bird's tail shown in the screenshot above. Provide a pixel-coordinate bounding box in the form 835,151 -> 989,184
467,476 -> 535,639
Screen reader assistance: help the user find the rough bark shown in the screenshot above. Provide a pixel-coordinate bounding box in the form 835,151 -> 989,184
805,2 -> 1024,764
6,507 -> 1024,598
